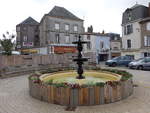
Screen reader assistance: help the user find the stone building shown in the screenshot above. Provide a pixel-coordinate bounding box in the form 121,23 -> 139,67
107,33 -> 121,58
39,6 -> 84,53
121,3 -> 150,59
16,17 -> 39,50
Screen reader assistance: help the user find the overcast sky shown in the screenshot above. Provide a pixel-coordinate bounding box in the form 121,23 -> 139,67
0,0 -> 149,38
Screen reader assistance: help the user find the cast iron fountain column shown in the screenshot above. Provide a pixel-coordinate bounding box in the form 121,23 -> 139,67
72,35 -> 88,79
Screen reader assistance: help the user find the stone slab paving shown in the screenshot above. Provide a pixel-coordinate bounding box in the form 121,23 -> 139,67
0,68 -> 150,113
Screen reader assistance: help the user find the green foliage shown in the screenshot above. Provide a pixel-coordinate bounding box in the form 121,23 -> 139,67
45,79 -> 53,85
0,32 -> 15,55
99,68 -> 133,81
53,83 -> 67,88
29,76 -> 39,81
96,82 -> 105,87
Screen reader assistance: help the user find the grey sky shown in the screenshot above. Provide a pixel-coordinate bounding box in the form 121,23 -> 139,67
0,0 -> 149,38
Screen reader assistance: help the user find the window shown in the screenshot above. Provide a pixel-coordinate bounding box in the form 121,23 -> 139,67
113,47 -> 119,50
23,27 -> 26,30
127,39 -> 131,48
55,23 -> 60,30
144,53 -> 150,57
87,35 -> 90,40
49,46 -> 54,53
124,24 -> 133,35
16,27 -> 20,31
100,41 -> 104,49
65,24 -> 69,31
144,36 -> 150,46
17,32 -> 20,41
74,25 -> 78,32
114,37 -> 118,40
147,22 -> 150,31
55,34 -> 60,43
127,12 -> 132,21
126,55 -> 134,60
23,36 -> 27,41
87,42 -> 91,50
65,36 -> 70,43
74,35 -> 78,41
145,57 -> 150,62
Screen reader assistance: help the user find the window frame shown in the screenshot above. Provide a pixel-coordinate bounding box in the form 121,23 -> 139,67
144,36 -> 150,47
55,34 -> 60,44
73,25 -> 78,32
127,39 -> 131,48
65,35 -> 70,44
65,24 -> 69,31
55,23 -> 60,30
146,22 -> 150,31
87,42 -> 91,50
23,36 -> 27,41
124,24 -> 133,35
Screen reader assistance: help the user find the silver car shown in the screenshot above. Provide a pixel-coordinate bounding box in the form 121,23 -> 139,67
128,57 -> 150,70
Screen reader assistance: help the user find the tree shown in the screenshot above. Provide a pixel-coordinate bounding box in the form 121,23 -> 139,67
87,25 -> 93,33
0,32 -> 15,55
102,30 -> 105,34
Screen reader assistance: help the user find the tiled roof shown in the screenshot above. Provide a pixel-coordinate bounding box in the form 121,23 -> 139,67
17,17 -> 39,26
131,4 -> 147,9
83,32 -> 108,36
48,6 -> 83,21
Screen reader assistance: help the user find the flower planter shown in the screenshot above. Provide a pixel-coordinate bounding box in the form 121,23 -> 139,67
29,78 -> 133,106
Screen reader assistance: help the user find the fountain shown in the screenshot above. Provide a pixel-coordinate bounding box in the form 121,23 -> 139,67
28,35 -> 133,107
72,35 -> 88,79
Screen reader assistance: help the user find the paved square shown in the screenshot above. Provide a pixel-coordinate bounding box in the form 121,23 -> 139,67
0,68 -> 150,113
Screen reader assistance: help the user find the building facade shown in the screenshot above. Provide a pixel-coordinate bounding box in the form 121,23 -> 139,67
107,33 -> 121,58
121,3 -> 150,59
39,6 -> 84,52
16,17 -> 39,50
83,33 -> 111,62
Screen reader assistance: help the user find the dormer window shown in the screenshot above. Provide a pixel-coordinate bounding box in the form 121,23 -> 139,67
127,12 -> 132,21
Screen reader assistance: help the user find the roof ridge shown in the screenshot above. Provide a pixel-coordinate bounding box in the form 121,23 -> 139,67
17,17 -> 39,26
131,3 -> 148,9
48,6 -> 83,21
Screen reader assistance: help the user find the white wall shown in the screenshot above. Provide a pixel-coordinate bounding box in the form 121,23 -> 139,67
35,47 -> 48,55
122,22 -> 141,49
83,34 -> 96,53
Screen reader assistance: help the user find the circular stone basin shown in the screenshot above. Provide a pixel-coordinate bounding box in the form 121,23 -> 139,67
29,70 -> 133,106
40,71 -> 121,85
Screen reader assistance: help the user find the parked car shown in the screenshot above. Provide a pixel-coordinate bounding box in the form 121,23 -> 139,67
128,57 -> 150,70
0,51 -> 20,55
105,56 -> 134,67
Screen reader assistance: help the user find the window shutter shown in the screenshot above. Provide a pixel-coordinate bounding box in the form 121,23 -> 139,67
131,24 -> 133,33
124,26 -> 126,35
144,36 -> 148,46
148,36 -> 150,46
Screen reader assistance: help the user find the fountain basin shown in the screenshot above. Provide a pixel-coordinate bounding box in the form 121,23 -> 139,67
29,69 -> 133,106
40,71 -> 121,85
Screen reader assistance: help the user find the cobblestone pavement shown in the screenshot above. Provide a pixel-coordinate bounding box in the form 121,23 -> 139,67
0,68 -> 150,113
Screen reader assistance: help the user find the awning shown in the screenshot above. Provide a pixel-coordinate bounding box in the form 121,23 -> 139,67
22,49 -> 38,53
